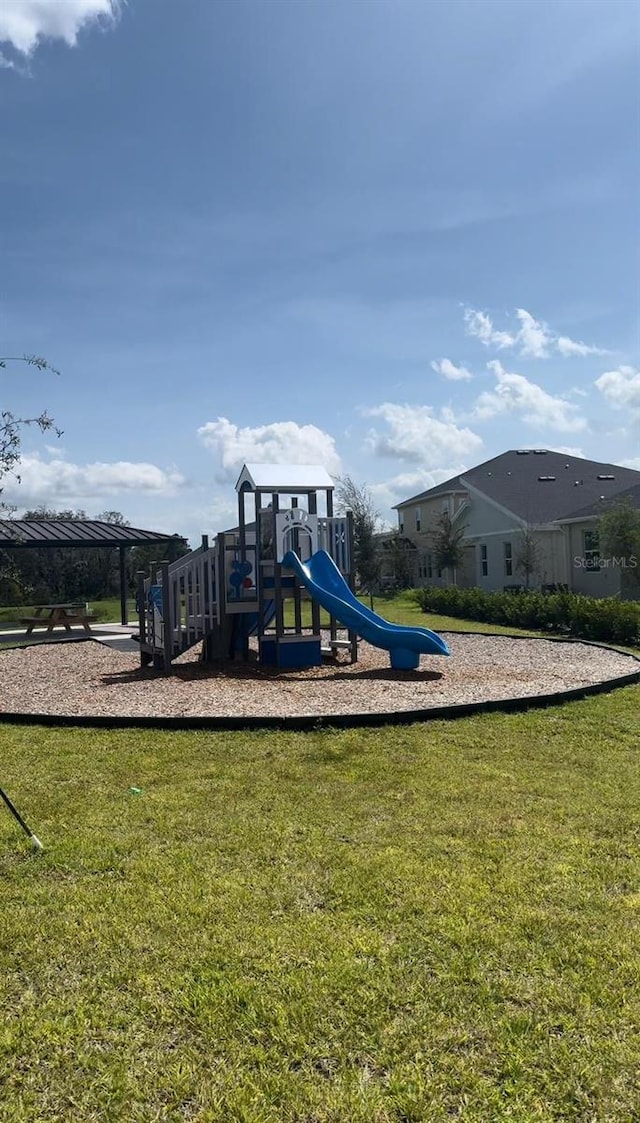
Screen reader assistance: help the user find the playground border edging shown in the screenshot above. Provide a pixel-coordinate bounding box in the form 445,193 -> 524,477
0,633 -> 638,732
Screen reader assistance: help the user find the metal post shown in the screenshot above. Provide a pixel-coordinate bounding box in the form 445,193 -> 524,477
161,561 -> 172,672
326,487 -> 337,646
308,490 -> 321,638
346,508 -> 358,663
119,545 -> 128,625
272,494 -> 283,662
0,786 -> 43,850
256,493 -> 264,648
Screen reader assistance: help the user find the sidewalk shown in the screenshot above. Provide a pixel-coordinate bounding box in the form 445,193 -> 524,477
0,622 -> 140,653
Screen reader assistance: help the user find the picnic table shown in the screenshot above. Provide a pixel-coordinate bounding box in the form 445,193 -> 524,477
20,603 -> 98,635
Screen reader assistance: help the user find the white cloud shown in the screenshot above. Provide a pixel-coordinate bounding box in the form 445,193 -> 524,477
0,0 -> 119,55
197,417 -> 342,480
2,454 -> 185,507
547,445 -> 586,458
594,365 -> 640,415
464,306 -> 606,359
362,402 -> 483,466
515,308 -> 551,358
430,358 -> 473,381
463,309 -> 516,350
557,335 -> 606,358
621,456 -> 640,471
370,466 -> 468,525
474,360 -> 588,432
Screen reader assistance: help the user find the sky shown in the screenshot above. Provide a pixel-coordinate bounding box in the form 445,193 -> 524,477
1,0 -> 639,546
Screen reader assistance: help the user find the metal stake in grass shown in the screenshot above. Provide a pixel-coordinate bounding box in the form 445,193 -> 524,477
0,786 -> 44,850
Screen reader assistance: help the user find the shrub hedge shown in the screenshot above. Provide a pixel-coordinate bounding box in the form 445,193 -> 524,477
414,585 -> 640,646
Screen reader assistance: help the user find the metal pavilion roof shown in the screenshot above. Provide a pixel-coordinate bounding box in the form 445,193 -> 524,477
0,519 -> 187,549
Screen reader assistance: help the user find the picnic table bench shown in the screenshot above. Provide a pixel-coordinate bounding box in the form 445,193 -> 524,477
20,604 -> 98,635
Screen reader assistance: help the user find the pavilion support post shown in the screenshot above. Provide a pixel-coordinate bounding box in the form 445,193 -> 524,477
119,545 -> 128,625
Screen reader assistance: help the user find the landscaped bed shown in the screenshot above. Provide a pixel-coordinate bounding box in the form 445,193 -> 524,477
0,632 -> 638,724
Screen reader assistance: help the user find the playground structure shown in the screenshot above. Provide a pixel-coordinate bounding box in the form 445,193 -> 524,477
136,464 -> 450,672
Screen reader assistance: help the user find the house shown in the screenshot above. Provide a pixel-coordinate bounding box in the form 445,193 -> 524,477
558,481 -> 640,600
392,450 -> 640,598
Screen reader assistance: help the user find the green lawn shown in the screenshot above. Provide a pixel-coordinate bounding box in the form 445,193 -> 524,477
285,589 -> 538,639
1,684 -> 639,1121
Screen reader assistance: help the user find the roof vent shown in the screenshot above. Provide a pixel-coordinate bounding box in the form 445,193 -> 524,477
533,449 -> 547,454
538,475 -> 556,481
516,449 -> 530,455
597,474 -> 615,480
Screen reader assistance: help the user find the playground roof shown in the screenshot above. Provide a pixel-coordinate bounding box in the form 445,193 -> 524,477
0,519 -> 187,550
236,463 -> 335,492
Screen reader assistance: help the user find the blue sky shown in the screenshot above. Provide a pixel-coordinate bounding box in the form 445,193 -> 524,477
1,0 -> 638,545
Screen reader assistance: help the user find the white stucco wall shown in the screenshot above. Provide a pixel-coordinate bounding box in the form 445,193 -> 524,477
396,489 -> 635,598
565,521 -> 623,597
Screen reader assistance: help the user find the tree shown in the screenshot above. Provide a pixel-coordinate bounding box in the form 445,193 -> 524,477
128,538 -> 190,593
384,532 -> 416,590
1,355 -> 62,505
431,510 -> 466,585
514,527 -> 541,589
335,476 -> 381,595
1,355 -> 62,595
597,497 -> 640,589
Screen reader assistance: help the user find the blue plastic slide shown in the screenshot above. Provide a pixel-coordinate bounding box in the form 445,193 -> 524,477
282,549 -> 450,670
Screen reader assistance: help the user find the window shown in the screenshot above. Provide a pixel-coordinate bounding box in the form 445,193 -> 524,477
504,542 -> 513,577
418,553 -> 428,579
427,554 -> 433,579
583,529 -> 600,571
480,544 -> 488,577
399,517 -> 404,533
415,507 -> 421,532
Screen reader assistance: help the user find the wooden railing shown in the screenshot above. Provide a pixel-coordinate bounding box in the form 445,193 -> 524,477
139,539 -> 219,663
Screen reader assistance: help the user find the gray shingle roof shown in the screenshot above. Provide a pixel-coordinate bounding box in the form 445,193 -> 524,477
556,481 -> 640,522
394,450 -> 640,524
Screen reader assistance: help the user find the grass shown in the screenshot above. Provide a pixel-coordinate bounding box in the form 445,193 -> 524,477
1,685 -> 639,1121
88,596 -> 137,623
284,589 -> 538,639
